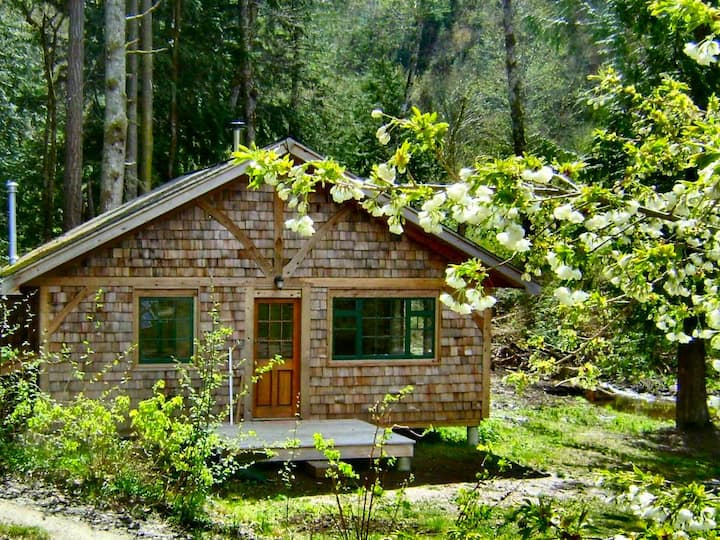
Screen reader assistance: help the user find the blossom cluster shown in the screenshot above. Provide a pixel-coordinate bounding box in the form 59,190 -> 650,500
233,78 -> 720,366
613,483 -> 718,539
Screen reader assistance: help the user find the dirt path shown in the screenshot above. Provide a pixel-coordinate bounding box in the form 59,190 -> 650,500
0,478 -> 182,540
0,498 -> 133,540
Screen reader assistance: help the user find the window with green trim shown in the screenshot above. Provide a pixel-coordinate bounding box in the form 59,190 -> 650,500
332,297 -> 435,360
138,296 -> 194,363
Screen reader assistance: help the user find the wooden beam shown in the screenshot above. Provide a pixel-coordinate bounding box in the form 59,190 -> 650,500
273,194 -> 284,276
38,286 -> 50,391
472,308 -> 492,419
300,283 -> 311,419
301,277 -> 445,289
283,206 -> 352,278
29,276 -> 264,288
45,286 -> 93,337
196,199 -> 273,276
243,286 -> 255,420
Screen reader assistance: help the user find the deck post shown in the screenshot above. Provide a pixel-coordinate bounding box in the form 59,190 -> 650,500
467,426 -> 479,447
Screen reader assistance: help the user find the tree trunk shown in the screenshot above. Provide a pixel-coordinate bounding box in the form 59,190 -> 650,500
402,7 -> 424,114
140,0 -> 154,191
39,15 -> 60,241
63,0 -> 84,231
125,0 -> 139,201
288,0 -> 302,138
100,0 -> 128,213
237,0 -> 257,143
676,318 -> 711,430
22,7 -> 64,240
501,0 -> 526,156
167,0 -> 181,180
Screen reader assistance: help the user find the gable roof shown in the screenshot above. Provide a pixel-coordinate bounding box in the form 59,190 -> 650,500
0,138 -> 539,295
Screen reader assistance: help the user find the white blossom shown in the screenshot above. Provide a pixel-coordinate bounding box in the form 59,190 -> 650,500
446,182 -> 470,203
554,287 -> 590,306
708,395 -> 720,410
585,214 -> 609,231
388,216 -> 403,235
422,192 -> 446,212
375,163 -> 396,183
496,223 -> 530,252
555,264 -> 582,281
465,288 -> 497,311
684,39 -> 720,66
708,309 -> 720,330
418,209 -> 443,234
473,185 -> 494,203
666,331 -> 692,344
371,109 -> 383,119
521,166 -> 554,184
554,203 -> 584,224
330,182 -> 364,203
376,125 -> 390,145
676,508 -> 695,527
439,292 -> 471,314
284,215 -> 315,236
264,172 -> 278,186
445,267 -> 466,289
464,203 -> 492,224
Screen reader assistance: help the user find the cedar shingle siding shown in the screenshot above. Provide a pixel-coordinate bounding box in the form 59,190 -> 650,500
40,181 -> 485,426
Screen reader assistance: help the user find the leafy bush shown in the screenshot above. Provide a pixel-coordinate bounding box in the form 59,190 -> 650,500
130,380 -> 220,522
0,296 -> 237,526
20,393 -> 132,491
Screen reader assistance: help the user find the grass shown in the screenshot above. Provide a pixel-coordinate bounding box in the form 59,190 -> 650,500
0,523 -> 50,540
207,393 -> 719,538
481,396 -> 720,482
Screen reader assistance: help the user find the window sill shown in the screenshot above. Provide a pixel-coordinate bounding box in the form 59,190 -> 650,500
134,362 -> 191,371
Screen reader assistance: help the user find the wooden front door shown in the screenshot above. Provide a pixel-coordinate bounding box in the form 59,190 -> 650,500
253,298 -> 300,418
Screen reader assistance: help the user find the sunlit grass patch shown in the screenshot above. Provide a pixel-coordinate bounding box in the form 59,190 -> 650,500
0,522 -> 51,540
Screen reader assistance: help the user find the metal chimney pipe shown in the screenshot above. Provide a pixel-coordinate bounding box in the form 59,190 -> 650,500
6,180 -> 18,265
229,120 -> 246,152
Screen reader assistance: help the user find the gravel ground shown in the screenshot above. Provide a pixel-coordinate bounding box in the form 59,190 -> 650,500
0,477 -> 184,539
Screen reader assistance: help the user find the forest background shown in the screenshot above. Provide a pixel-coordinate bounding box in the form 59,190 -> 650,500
0,0 -> 658,252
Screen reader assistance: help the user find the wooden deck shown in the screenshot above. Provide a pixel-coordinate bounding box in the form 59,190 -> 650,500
216,419 -> 415,463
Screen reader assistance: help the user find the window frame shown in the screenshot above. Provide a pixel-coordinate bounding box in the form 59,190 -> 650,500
134,289 -> 198,366
328,290 -> 439,363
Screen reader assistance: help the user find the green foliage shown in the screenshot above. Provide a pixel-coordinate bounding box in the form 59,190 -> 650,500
129,299 -> 234,524
512,497 -> 591,540
19,393 -> 131,490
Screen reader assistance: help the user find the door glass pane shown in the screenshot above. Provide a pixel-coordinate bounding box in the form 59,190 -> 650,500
257,302 -> 294,360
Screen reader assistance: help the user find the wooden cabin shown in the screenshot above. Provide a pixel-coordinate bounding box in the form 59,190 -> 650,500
0,139 -> 536,430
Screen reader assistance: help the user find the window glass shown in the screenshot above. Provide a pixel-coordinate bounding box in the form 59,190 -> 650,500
139,296 -> 194,363
332,297 -> 435,360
